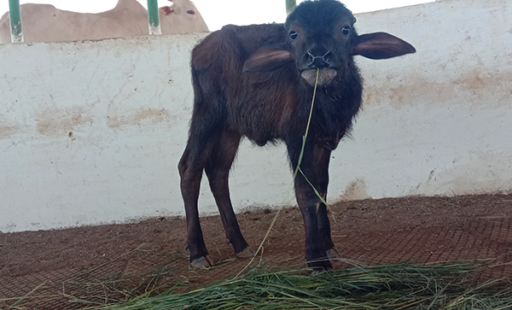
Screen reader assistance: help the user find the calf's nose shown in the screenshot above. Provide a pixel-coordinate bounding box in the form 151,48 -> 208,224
306,50 -> 332,69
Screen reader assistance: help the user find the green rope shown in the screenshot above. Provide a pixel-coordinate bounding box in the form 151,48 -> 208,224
298,167 -> 329,207
293,69 -> 335,220
237,69 -> 337,275
294,69 -> 320,178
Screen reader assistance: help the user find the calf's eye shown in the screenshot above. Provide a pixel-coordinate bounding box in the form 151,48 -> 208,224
187,10 -> 195,15
289,31 -> 298,40
342,26 -> 351,35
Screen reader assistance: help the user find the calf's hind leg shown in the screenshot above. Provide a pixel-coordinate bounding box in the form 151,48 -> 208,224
179,143 -> 213,268
205,130 -> 254,258
178,103 -> 225,268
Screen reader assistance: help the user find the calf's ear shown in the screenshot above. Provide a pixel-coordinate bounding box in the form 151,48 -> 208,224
243,47 -> 292,72
352,32 -> 416,59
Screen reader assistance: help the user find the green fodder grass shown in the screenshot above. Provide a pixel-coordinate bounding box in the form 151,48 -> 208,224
99,260 -> 512,310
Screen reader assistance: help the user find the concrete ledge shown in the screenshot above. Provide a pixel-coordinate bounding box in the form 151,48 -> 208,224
1,0 -> 511,232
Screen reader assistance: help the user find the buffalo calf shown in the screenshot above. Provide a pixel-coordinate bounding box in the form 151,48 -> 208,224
179,0 -> 415,270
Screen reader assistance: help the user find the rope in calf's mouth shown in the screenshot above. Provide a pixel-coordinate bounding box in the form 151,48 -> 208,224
237,69 -> 335,276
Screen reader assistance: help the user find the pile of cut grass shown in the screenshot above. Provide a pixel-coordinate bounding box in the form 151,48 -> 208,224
101,260 -> 512,310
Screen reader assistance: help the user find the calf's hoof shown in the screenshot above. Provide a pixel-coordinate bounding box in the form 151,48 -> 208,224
190,255 -> 213,269
236,247 -> 255,258
326,248 -> 340,262
307,254 -> 333,272
308,259 -> 333,273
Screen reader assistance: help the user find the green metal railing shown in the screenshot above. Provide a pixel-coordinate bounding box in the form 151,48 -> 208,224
8,0 -> 23,42
4,0 -> 297,42
147,0 -> 161,35
286,0 -> 296,16
4,0 -> 162,43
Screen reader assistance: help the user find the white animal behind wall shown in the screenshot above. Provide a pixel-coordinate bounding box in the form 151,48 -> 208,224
0,0 -> 208,43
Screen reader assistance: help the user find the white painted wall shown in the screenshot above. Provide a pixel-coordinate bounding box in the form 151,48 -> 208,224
1,0 -> 511,233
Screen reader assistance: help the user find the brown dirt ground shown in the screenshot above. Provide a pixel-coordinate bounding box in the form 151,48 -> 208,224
1,194 -> 512,309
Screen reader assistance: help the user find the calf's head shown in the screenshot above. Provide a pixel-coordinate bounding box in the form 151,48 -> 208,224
243,0 -> 416,87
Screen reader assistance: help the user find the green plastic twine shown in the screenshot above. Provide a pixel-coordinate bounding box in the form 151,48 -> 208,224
293,69 -> 333,215
237,69 -> 335,277
293,68 -> 320,179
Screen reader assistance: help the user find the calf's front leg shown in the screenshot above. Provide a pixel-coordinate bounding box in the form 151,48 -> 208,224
287,139 -> 334,270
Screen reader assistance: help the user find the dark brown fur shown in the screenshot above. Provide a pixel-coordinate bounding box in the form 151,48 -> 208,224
178,0 -> 415,269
